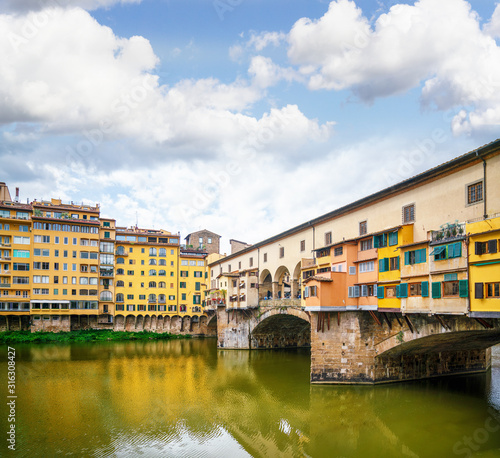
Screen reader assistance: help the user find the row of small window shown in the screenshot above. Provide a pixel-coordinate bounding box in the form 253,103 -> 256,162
11,249 -> 99,259
31,301 -> 98,309
115,293 -> 201,303
116,247 -> 176,256
32,289 -> 99,296
114,305 -> 200,312
116,258 -> 172,266
0,211 -> 30,220
116,269 -> 172,276
181,260 -> 205,266
116,281 -> 174,288
180,271 -> 204,278
33,222 -> 99,233
377,280 -> 468,299
33,276 -> 98,285
33,235 -> 98,246
115,235 -> 178,244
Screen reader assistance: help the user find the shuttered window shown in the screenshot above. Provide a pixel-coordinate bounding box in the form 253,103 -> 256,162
432,282 -> 441,299
474,282 -> 484,299
421,281 -> 429,297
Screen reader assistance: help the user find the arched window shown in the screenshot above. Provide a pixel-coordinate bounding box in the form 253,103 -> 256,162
159,248 -> 166,257
116,258 -> 125,264
116,246 -> 126,255
116,280 -> 124,287
116,269 -> 124,275
158,270 -> 166,276
116,293 -> 124,302
159,282 -> 166,288
149,247 -> 157,256
158,294 -> 166,303
149,269 -> 157,276
149,281 -> 157,288
159,259 -> 167,266
149,259 -> 157,265
100,291 -> 112,301
148,294 -> 157,302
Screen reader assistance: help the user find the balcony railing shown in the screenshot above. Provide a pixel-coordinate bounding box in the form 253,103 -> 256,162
0,283 -> 12,288
115,251 -> 128,256
259,299 -> 302,307
430,222 -> 466,244
0,294 -> 29,299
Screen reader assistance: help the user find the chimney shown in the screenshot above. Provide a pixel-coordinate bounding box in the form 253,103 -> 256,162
15,187 -> 19,202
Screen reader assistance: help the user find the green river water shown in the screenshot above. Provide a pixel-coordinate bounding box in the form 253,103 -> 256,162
0,339 -> 499,457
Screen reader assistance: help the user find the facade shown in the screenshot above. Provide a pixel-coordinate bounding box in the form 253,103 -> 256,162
208,139 -> 500,319
230,239 -> 252,254
0,188 -> 210,333
184,229 -> 220,255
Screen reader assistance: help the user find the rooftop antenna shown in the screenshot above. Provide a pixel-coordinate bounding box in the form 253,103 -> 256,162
135,211 -> 138,229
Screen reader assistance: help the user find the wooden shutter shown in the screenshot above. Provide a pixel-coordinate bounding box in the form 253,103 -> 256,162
475,242 -> 482,255
474,282 -> 484,299
400,283 -> 408,298
361,285 -> 368,297
404,251 -> 410,265
488,239 -> 498,254
432,282 -> 441,299
354,286 -> 360,297
421,281 -> 429,297
377,286 -> 384,299
459,280 -> 468,298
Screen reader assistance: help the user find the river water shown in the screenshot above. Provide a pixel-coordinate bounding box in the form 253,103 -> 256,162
0,339 -> 499,457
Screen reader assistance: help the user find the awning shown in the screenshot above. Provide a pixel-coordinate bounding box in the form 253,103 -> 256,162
429,246 -> 446,256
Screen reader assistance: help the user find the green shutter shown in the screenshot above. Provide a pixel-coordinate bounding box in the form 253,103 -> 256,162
404,251 -> 410,265
459,280 -> 468,298
373,236 -> 379,248
455,242 -> 462,258
377,286 -> 384,299
395,256 -> 400,270
195,282 -> 200,291
400,283 -> 408,298
421,281 -> 429,297
389,231 -> 398,246
384,258 -> 389,272
396,285 -> 401,298
432,282 -> 441,299
379,259 -> 385,272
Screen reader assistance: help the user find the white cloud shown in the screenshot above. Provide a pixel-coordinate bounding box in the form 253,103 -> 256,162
1,0 -> 142,14
248,56 -> 301,89
0,7 -> 332,161
247,31 -> 286,51
284,0 -> 500,133
484,3 -> 500,38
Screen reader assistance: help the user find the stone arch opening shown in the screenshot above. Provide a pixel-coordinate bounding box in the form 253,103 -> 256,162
251,313 -> 311,349
260,269 -> 273,300
274,266 -> 291,299
292,262 -> 302,299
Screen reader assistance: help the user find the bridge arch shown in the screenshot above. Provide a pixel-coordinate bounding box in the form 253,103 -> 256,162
250,308 -> 310,349
274,265 -> 292,299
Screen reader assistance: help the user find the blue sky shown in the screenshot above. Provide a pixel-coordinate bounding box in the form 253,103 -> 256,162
1,0 -> 500,253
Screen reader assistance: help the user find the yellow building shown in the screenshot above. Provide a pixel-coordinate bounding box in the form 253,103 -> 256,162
179,248 -> 208,315
114,227 -> 180,316
468,216 -> 500,317
30,199 -> 101,331
0,200 -> 32,329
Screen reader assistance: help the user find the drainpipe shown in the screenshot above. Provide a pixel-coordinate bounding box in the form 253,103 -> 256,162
476,152 -> 487,219
466,233 -> 471,317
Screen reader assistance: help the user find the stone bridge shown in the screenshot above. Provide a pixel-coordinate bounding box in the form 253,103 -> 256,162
215,304 -> 500,384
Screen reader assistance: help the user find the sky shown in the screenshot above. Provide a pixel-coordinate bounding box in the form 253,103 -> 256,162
1,0 -> 500,253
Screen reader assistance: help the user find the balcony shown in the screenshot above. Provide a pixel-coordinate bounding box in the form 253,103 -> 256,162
0,294 -> 29,299
0,283 -> 12,288
115,251 -> 128,256
0,257 -> 12,261
0,243 -> 11,248
430,222 -> 466,245
99,270 -> 114,277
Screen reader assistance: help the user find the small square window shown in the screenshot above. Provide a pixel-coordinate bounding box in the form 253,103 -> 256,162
359,221 -> 367,236
325,232 -> 332,246
403,204 -> 415,223
467,181 -> 483,205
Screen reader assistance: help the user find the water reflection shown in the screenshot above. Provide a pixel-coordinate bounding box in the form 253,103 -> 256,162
0,340 -> 498,457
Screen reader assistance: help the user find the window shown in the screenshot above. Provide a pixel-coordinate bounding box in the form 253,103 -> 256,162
349,266 -> 356,275
180,282 -> 186,288
359,221 -> 367,236
149,247 -> 157,256
249,257 -> 253,267
403,204 -> 415,223
334,247 -> 343,256
263,253 -> 267,263
279,247 -> 284,258
300,240 -> 305,252
385,286 -> 397,298
325,232 -> 332,245
359,261 -> 374,273
409,283 -> 422,296
360,239 -> 372,251
180,271 -> 188,277
199,237 -> 204,244
388,232 -> 398,246
443,281 -> 459,296
475,240 -> 498,255
389,256 -> 399,271
467,181 -> 483,204
348,286 -> 360,298
404,249 -> 426,265
373,233 -> 387,248
486,282 -> 500,298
